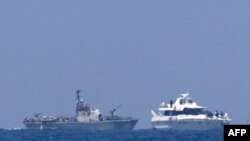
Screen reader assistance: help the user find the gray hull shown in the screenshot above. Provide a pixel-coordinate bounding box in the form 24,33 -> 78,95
25,119 -> 138,131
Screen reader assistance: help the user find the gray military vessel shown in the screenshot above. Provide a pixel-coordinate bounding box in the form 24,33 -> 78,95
23,90 -> 138,130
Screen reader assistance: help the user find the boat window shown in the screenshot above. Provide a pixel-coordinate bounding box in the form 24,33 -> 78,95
164,108 -> 207,116
188,100 -> 193,103
180,99 -> 184,104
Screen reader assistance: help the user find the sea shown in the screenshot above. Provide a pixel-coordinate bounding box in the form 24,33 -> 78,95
0,129 -> 223,141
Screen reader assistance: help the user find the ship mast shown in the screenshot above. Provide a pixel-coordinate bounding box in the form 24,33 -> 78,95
76,90 -> 81,103
76,90 -> 84,114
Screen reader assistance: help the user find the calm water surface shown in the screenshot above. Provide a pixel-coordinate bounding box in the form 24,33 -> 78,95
0,129 -> 223,141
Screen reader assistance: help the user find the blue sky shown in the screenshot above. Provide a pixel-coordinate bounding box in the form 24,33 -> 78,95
0,0 -> 250,129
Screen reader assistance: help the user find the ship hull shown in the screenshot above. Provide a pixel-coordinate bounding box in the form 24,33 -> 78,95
152,119 -> 229,130
24,119 -> 138,131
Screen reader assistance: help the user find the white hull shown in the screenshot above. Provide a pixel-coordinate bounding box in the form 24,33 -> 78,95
152,119 -> 229,130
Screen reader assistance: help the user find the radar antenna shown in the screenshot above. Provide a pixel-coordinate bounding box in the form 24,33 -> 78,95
110,105 -> 121,117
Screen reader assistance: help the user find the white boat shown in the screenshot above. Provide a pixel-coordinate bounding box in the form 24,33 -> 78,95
151,93 -> 231,130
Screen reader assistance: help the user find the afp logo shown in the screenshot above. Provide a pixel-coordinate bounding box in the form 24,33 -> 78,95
224,125 -> 249,141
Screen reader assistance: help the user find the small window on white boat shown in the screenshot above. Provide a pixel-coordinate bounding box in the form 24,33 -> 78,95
180,99 -> 184,104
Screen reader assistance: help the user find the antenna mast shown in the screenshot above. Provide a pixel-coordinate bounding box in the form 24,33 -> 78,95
98,78 -> 101,110
76,90 -> 81,103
